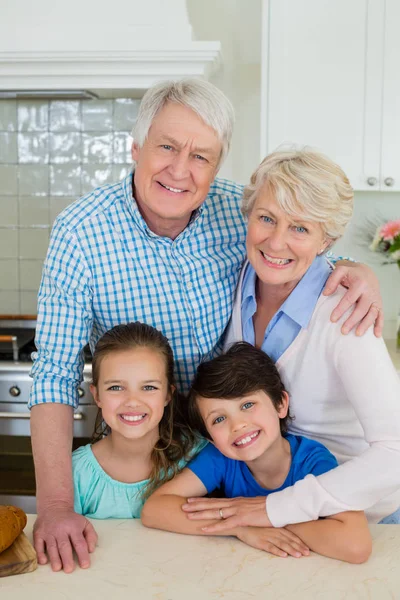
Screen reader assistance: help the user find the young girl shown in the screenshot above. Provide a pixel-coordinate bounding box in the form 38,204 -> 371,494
142,342 -> 372,563
72,321 -> 197,519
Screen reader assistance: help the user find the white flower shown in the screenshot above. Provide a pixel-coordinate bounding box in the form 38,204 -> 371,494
369,227 -> 382,252
390,250 -> 400,261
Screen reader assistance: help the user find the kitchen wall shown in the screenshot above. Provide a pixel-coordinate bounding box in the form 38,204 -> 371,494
0,0 -> 398,336
188,0 -> 400,338
0,98 -> 139,314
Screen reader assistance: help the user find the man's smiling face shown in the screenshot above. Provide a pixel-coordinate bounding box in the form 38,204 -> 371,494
131,102 -> 222,239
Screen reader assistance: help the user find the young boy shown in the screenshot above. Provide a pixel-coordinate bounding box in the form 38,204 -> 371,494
142,342 -> 372,563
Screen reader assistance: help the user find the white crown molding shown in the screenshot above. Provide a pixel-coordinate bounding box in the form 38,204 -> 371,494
0,44 -> 221,95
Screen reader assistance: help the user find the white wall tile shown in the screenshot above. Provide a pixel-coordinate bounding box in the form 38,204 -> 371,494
81,165 -> 113,194
82,100 -> 113,131
49,196 -> 75,224
18,101 -> 49,132
113,132 -> 132,163
19,227 -> 49,259
0,259 -> 19,290
18,133 -> 49,163
113,99 -> 140,131
50,133 -> 81,164
0,228 -> 18,258
18,164 -> 49,195
49,101 -> 81,132
19,259 -> 44,290
20,291 -> 38,315
0,165 -> 18,194
0,196 -> 18,225
19,196 -> 50,227
0,100 -> 17,132
50,165 -> 81,196
0,132 -> 17,163
0,290 -> 20,314
112,164 -> 132,181
82,133 -> 113,163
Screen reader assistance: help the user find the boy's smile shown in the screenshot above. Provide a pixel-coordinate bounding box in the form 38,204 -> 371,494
198,390 -> 289,465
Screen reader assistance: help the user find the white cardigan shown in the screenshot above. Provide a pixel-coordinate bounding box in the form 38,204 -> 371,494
225,263 -> 400,525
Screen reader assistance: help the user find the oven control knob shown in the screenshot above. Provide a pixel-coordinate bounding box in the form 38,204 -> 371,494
9,386 -> 21,397
78,387 -> 85,398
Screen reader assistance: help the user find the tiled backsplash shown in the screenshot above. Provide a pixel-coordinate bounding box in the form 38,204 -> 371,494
0,98 -> 139,314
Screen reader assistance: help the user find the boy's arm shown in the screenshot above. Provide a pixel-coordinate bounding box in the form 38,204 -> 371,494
142,468 -> 236,536
141,469 -> 309,558
286,511 -> 372,564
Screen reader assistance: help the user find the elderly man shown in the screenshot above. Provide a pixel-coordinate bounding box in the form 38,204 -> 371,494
30,79 -> 383,573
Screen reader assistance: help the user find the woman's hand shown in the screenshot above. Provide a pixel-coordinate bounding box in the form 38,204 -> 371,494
235,526 -> 310,558
182,496 -> 271,532
323,262 -> 383,336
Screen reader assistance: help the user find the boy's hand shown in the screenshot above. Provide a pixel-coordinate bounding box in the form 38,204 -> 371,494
235,526 -> 310,558
182,496 -> 271,532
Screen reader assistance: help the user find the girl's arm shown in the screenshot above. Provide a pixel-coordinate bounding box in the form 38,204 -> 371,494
286,511 -> 372,564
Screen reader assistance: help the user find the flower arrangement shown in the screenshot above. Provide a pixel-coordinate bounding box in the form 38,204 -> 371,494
369,220 -> 400,268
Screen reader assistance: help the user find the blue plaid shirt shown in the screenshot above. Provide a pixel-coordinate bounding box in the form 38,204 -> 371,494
29,173 -> 246,407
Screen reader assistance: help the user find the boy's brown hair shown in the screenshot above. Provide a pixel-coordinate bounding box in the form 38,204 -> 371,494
187,342 -> 292,439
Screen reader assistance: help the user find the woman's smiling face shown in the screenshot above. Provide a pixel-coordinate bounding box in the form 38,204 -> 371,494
246,184 -> 330,292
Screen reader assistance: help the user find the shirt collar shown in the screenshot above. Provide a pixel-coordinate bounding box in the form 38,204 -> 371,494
241,255 -> 332,329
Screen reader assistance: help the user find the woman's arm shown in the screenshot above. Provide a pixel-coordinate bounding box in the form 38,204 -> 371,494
286,511 -> 372,564
266,305 -> 400,527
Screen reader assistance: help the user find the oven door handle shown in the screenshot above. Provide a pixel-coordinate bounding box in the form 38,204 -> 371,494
0,412 -> 85,420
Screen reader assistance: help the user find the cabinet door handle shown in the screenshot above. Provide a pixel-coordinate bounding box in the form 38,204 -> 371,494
367,177 -> 377,186
0,412 -> 84,420
384,177 -> 394,187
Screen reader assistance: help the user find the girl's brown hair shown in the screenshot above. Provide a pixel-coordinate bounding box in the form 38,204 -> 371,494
91,321 -> 196,498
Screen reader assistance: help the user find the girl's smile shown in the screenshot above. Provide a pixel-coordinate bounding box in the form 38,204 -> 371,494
91,347 -> 171,441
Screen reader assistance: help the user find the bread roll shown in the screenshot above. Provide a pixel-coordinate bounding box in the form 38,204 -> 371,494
0,505 -> 27,554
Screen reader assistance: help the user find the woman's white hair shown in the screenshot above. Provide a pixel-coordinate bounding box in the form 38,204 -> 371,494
242,147 -> 354,242
132,78 -> 235,167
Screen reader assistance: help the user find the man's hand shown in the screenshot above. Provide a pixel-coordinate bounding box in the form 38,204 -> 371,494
33,507 -> 98,573
236,526 -> 310,558
182,496 -> 270,532
323,262 -> 383,337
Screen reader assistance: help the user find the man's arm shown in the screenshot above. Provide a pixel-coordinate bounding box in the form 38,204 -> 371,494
31,404 -> 97,573
286,511 -> 372,564
30,218 -> 96,572
323,260 -> 383,336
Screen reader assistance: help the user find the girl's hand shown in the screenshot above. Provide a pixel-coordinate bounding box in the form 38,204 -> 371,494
236,526 -> 310,558
182,496 -> 271,532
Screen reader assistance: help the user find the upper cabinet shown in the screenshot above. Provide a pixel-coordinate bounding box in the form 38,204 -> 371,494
261,0 -> 400,191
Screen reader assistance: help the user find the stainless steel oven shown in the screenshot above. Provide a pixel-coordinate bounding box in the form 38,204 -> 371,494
0,318 -> 96,513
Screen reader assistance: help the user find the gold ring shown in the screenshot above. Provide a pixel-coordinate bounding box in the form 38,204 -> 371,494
219,508 -> 224,519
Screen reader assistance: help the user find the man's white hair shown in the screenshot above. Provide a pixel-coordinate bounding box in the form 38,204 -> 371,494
131,78 -> 235,167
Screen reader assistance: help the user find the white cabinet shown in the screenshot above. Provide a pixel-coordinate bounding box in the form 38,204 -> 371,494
261,0 -> 400,192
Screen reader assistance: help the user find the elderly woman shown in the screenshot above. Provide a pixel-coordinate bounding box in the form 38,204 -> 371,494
181,149 -> 400,529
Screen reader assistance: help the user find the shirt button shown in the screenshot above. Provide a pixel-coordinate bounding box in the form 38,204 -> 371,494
187,281 -> 193,290
195,320 -> 201,329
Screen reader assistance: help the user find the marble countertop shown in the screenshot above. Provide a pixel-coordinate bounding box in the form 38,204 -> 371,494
2,516 -> 400,599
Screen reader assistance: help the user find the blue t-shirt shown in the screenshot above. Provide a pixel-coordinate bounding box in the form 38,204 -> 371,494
187,433 -> 338,497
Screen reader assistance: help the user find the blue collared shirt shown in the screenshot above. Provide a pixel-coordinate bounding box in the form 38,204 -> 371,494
241,255 -> 333,363
29,173 -> 247,406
